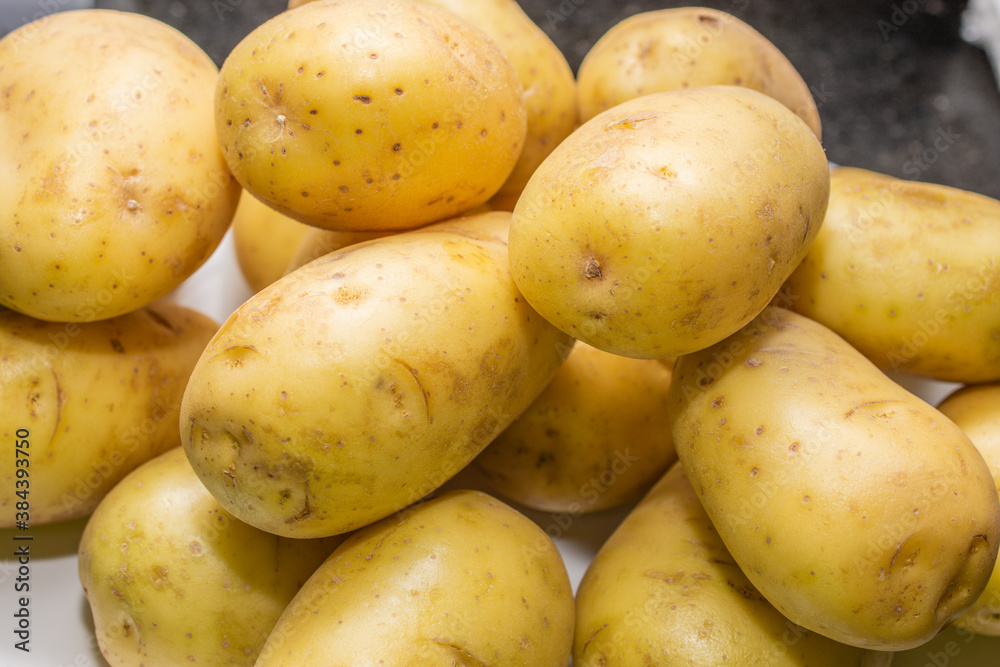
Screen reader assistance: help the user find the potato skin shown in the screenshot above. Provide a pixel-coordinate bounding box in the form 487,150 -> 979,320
475,342 -> 676,513
232,191 -> 315,292
575,462 -> 892,667
284,225 -> 393,275
289,0 -> 577,211
669,307 -> 1000,650
181,212 -> 573,538
255,489 -> 574,667
216,0 -> 526,231
78,447 -> 343,667
0,303 -> 217,527
0,10 -> 239,322
509,86 -> 829,359
576,8 -> 821,138
783,166 -> 1000,383
938,383 -> 1000,635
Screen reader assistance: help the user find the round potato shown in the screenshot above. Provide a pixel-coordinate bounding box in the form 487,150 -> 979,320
181,212 -> 573,538
0,303 -> 218,527
938,383 -> 1000,635
475,342 -> 676,513
255,489 -> 574,667
783,166 -> 1000,383
79,447 -> 344,666
216,0 -> 527,231
0,10 -> 240,322
576,7 -> 821,138
232,191 -> 315,292
509,86 -> 829,359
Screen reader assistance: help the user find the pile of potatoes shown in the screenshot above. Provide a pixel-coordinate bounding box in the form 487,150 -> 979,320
2,1 -> 1000,665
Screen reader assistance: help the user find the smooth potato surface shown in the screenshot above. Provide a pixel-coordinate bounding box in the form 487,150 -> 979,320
669,307 -> 1000,650
509,86 -> 829,359
0,10 -> 239,322
181,212 -> 572,538
0,303 -> 218,527
216,0 -> 526,231
79,447 -> 343,666
232,191 -> 315,292
575,462 -> 892,667
576,7 -> 821,137
783,166 -> 1000,383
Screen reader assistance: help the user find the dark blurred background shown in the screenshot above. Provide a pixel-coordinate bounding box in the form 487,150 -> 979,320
9,0 -> 1000,199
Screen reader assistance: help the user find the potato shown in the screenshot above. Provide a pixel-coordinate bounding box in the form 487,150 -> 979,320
783,166 -> 1000,383
669,307 -> 1000,650
575,461 -> 893,666
216,0 -> 527,232
255,489 -> 574,666
509,86 -> 829,359
475,342 -> 676,513
0,303 -> 217,527
283,226 -> 393,276
181,212 -> 573,538
79,447 -> 343,666
289,0 -> 577,211
0,10 -> 240,323
232,191 -> 315,292
938,383 -> 1000,635
576,7 -> 821,138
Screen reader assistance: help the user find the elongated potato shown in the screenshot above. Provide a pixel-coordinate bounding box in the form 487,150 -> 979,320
232,191 -> 315,292
284,226 -> 393,275
0,10 -> 239,322
256,489 -> 574,666
475,342 -> 676,513
938,383 -> 1000,635
181,212 -> 572,538
0,303 -> 218,527
576,7 -> 821,138
783,166 -> 1000,383
669,307 -> 1000,650
79,447 -> 344,666
575,462 -> 892,666
509,86 -> 829,359
216,0 -> 526,231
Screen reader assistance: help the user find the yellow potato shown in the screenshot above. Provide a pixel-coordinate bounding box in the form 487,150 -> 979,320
181,212 -> 573,538
216,0 -> 527,231
255,489 -> 574,666
79,447 -> 343,666
509,86 -> 829,359
475,342 -> 676,513
284,225 -> 393,275
938,383 -> 1000,635
0,10 -> 239,323
669,307 -> 1000,650
575,462 -> 893,666
0,303 -> 217,527
783,166 -> 1000,383
289,0 -> 577,211
232,191 -> 315,292
576,7 -> 821,138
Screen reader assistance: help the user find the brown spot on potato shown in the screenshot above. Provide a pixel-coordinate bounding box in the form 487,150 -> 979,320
353,95 -> 372,104
583,259 -> 603,280
110,338 -> 125,353
604,112 -> 658,131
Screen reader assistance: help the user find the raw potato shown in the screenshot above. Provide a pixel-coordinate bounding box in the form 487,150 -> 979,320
79,447 -> 344,666
0,10 -> 240,323
181,212 -> 573,538
0,303 -> 218,527
575,462 -> 893,666
669,307 -> 1000,650
783,166 -> 1000,383
284,225 -> 393,275
289,0 -> 577,211
509,86 -> 829,359
255,489 -> 574,667
475,342 -> 676,513
232,191 -> 315,292
938,383 -> 1000,635
576,7 -> 821,138
216,0 -> 527,231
